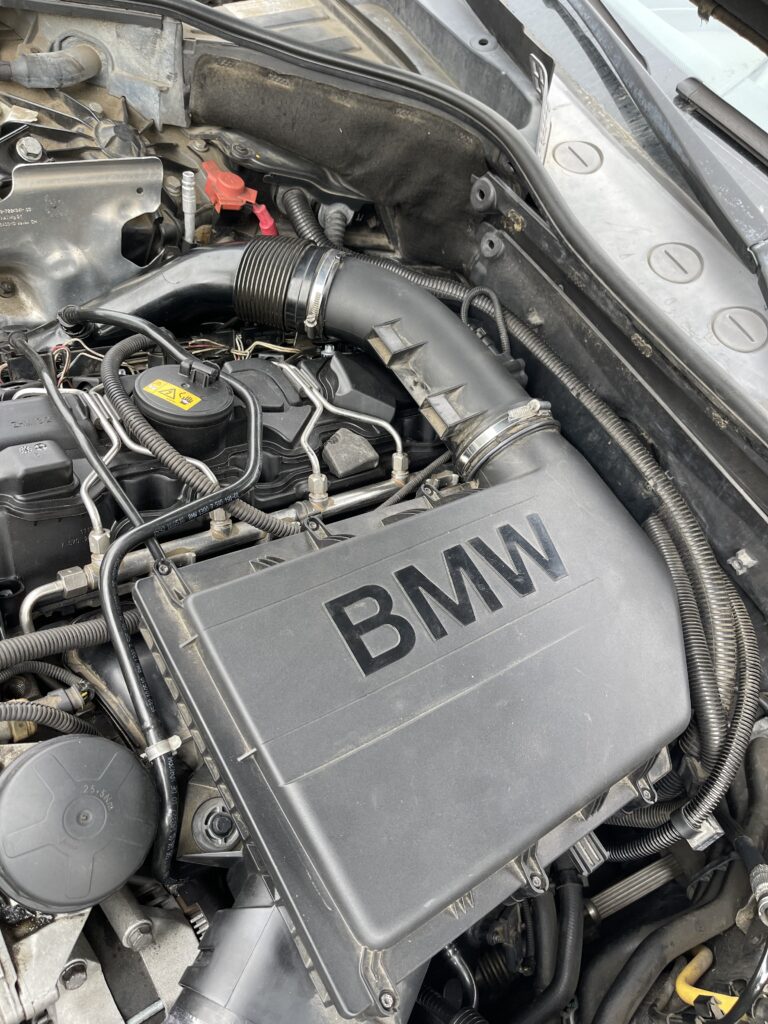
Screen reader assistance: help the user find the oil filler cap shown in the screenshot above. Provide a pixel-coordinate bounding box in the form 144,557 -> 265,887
0,736 -> 158,913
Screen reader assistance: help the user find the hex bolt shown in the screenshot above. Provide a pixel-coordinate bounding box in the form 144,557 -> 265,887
0,281 -> 15,297
189,138 -> 209,154
16,135 -> 43,163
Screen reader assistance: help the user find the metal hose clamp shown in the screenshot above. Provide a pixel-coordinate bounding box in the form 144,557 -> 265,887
304,249 -> 344,340
455,399 -> 556,479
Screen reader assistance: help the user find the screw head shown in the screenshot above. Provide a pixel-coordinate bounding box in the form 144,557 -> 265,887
209,811 -> 234,838
530,874 -> 543,891
0,281 -> 15,297
190,138 -> 209,154
379,990 -> 396,1012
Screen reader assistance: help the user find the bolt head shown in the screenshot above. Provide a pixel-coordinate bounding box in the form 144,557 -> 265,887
16,135 -> 43,163
379,990 -> 396,1012
190,139 -> 209,154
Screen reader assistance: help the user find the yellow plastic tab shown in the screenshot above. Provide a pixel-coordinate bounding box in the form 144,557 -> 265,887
143,378 -> 202,411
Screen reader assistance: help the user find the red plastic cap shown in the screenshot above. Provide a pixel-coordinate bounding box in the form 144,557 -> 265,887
202,160 -> 257,213
201,160 -> 279,236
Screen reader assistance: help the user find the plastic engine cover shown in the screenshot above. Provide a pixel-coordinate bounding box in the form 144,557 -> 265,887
135,429 -> 690,1018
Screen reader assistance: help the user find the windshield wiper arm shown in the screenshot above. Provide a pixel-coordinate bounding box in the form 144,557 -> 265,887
677,76 -> 768,172
562,0 -> 768,305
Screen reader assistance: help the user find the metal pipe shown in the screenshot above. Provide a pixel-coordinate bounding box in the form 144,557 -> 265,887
281,362 -> 404,453
182,170 -> 197,246
16,478 -> 395,629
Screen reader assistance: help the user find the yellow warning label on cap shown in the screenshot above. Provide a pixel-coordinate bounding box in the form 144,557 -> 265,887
142,378 -> 202,411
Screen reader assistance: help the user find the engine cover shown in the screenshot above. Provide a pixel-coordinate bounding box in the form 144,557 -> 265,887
136,430 -> 690,1018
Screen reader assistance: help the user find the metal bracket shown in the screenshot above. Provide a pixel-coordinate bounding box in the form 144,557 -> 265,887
0,157 -> 162,330
305,516 -> 352,550
515,846 -> 549,897
629,765 -> 659,805
154,558 -> 189,604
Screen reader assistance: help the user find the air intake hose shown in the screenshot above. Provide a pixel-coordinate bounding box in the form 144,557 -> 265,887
233,236 -> 557,476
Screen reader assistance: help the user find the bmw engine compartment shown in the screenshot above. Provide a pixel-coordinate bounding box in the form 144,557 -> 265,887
0,3 -> 765,1024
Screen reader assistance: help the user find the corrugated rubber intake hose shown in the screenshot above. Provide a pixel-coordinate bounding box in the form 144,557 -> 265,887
592,734 -> 768,1024
0,701 -> 97,736
509,874 -> 583,1024
100,334 -> 298,538
0,611 -> 141,671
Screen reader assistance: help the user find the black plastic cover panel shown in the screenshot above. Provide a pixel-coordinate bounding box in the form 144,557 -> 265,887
136,432 -> 690,1017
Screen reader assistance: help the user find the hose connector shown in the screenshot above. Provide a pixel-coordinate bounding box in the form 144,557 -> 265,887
750,863 -> 768,926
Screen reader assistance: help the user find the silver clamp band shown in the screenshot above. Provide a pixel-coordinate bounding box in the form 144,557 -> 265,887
143,734 -> 182,763
304,249 -> 344,340
455,399 -> 555,479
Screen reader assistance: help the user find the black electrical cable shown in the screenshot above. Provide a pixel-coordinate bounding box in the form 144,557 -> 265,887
0,611 -> 142,670
98,370 -> 266,884
0,660 -> 88,692
13,337 -> 165,564
460,285 -> 511,355
717,936 -> 768,1023
0,700 -> 97,736
379,451 -> 452,508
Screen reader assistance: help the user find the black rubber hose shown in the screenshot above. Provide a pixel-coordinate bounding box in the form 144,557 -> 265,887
592,734 -> 768,1024
645,515 -> 725,769
0,700 -> 97,735
578,916 -> 680,1024
0,610 -> 141,671
379,451 -> 451,508
509,875 -> 583,1024
460,285 -> 511,355
532,889 -> 558,993
417,988 -> 489,1024
282,188 -> 329,247
604,587 -> 760,860
100,334 -> 298,538
0,660 -> 88,692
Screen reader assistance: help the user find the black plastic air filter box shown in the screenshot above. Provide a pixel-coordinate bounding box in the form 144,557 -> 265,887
136,429 -> 690,1018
